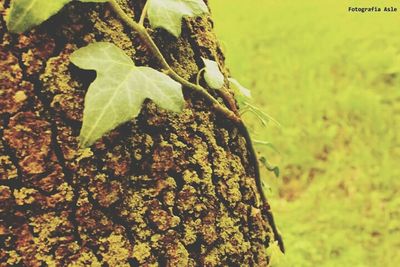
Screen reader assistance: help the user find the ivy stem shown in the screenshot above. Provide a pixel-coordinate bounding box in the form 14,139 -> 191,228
139,0 -> 149,26
243,101 -> 282,128
196,68 -> 206,86
108,0 -> 240,123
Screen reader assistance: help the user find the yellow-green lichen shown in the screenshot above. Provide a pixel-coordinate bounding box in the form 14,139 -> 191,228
68,249 -> 101,267
13,90 -> 28,103
98,233 -> 132,266
182,218 -> 201,246
89,8 -> 136,58
5,250 -> 22,265
13,187 -> 38,205
28,211 -> 75,266
182,170 -> 201,184
0,155 -> 18,180
217,206 -> 251,256
133,242 -> 152,263
40,45 -> 80,95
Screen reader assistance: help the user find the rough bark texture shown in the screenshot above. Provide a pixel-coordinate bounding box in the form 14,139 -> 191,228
0,0 -> 278,266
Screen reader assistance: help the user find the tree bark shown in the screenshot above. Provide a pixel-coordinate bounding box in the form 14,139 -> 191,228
0,0 -> 280,266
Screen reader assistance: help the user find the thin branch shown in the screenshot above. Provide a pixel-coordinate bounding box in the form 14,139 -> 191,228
196,68 -> 205,86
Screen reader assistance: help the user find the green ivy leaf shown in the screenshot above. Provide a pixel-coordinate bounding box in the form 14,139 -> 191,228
228,78 -> 251,98
259,156 -> 280,178
6,0 -> 108,33
6,0 -> 71,33
229,78 -> 251,108
202,58 -> 224,89
70,42 -> 184,147
147,0 -> 209,37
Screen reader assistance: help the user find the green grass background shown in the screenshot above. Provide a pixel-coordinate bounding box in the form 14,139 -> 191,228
211,0 -> 400,266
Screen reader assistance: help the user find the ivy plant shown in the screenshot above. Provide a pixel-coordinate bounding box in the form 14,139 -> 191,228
202,58 -> 225,90
5,0 -> 284,251
228,78 -> 280,177
147,0 -> 209,37
229,78 -> 251,98
70,42 -> 184,147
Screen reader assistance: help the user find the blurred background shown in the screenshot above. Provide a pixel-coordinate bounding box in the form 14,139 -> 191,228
211,0 -> 400,266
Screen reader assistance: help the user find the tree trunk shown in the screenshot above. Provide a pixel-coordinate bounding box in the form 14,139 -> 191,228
0,0 -> 280,266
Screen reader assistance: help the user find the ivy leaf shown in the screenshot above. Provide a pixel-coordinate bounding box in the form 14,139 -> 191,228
70,42 -> 184,147
202,58 -> 224,90
228,78 -> 251,98
253,140 -> 279,153
259,156 -> 280,178
6,0 -> 71,33
147,0 -> 209,37
6,0 -> 107,33
229,78 -> 251,108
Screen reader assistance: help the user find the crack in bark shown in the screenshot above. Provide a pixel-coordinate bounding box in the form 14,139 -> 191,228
85,183 -> 137,247
0,125 -> 24,184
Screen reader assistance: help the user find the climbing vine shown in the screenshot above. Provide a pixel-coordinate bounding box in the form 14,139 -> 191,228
6,0 -> 284,251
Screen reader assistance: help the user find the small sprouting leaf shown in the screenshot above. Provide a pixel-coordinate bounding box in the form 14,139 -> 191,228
70,42 -> 184,147
6,0 -> 108,33
147,0 -> 209,37
261,179 -> 272,194
241,101 -> 282,128
253,139 -> 279,153
259,156 -> 280,178
202,58 -> 224,90
228,78 -> 251,98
